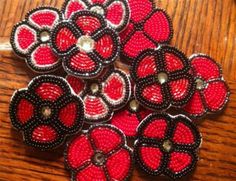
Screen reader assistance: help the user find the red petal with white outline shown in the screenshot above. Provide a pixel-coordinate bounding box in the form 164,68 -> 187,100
129,0 -> 153,22
31,44 -> 58,67
35,82 -> 64,101
169,78 -> 191,101
106,1 -> 125,28
183,91 -> 205,116
54,26 -> 77,52
14,24 -> 37,54
167,151 -> 193,174
106,148 -> 131,180
67,134 -> 94,169
90,126 -> 123,153
142,119 -> 167,139
76,164 -> 106,181
144,10 -> 171,42
68,51 -> 97,72
203,80 -> 229,112
64,0 -> 87,19
31,125 -> 58,143
139,145 -> 163,170
16,98 -> 34,125
172,122 -> 195,145
74,15 -> 102,35
102,72 -> 127,107
165,52 -> 184,72
136,54 -> 157,79
142,83 -> 164,104
28,9 -> 60,29
84,95 -> 110,121
59,102 -> 78,128
123,31 -> 156,58
191,56 -> 221,81
66,75 -> 85,95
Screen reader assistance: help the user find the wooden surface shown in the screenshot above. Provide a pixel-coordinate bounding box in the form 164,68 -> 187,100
0,0 -> 236,180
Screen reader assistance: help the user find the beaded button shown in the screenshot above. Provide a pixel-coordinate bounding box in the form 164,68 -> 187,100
62,0 -> 130,32
120,0 -> 173,63
183,54 -> 230,118
10,7 -> 62,73
9,75 -> 84,150
51,10 -> 120,78
134,113 -> 202,179
131,45 -> 195,111
66,67 -> 131,124
64,124 -> 133,181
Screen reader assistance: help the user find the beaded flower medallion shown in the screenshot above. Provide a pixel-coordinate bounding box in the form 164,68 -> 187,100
134,113 -> 201,179
9,75 -> 84,150
131,45 -> 195,111
62,0 -> 130,32
67,67 -> 131,123
120,0 -> 173,64
183,54 -> 230,118
51,10 -> 120,78
10,7 -> 62,73
64,124 -> 133,181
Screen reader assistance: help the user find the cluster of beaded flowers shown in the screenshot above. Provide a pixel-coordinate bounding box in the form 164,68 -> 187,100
9,0 -> 230,180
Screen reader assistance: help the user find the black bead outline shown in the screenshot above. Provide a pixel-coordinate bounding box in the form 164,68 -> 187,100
120,6 -> 174,64
9,75 -> 84,150
134,113 -> 202,179
61,0 -> 130,32
131,45 -> 195,111
10,6 -> 62,73
182,54 -> 230,119
64,124 -> 133,181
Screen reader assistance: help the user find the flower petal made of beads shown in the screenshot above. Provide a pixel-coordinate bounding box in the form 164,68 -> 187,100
63,0 -> 88,19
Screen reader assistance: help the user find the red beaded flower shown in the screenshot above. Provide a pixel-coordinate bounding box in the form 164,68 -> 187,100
10,7 -> 62,72
64,124 -> 133,181
66,68 -> 131,123
111,95 -> 152,138
131,45 -> 194,111
62,0 -> 130,32
51,10 -> 120,78
120,0 -> 173,63
9,75 -> 84,150
183,54 -> 230,118
134,113 -> 201,179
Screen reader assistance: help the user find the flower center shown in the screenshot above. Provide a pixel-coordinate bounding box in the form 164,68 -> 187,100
162,140 -> 173,152
41,106 -> 52,119
129,99 -> 139,112
92,152 -> 106,166
40,31 -> 50,42
90,83 -> 99,94
77,36 -> 95,53
90,5 -> 105,15
156,72 -> 168,84
195,78 -> 205,90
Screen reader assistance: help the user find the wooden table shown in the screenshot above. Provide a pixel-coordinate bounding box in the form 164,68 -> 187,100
0,0 -> 235,180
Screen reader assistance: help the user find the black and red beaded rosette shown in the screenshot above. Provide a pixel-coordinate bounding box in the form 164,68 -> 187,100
51,10 -> 120,78
131,45 -> 195,111
62,0 -> 130,32
10,7 -> 62,73
66,67 -> 131,123
9,75 -> 84,150
134,113 -> 201,179
183,54 -> 230,118
64,124 -> 133,181
120,0 -> 173,64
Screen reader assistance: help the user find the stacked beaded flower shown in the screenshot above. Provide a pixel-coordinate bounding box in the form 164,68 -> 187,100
10,7 -> 62,72
66,67 -> 131,123
64,124 -> 133,181
9,75 -> 84,150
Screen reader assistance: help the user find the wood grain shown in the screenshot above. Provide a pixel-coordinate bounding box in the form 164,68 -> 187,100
0,0 -> 236,180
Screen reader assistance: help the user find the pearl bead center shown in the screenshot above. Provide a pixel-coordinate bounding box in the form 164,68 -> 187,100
156,72 -> 168,84
90,6 -> 105,15
77,36 -> 95,52
162,140 -> 172,152
40,31 -> 50,42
